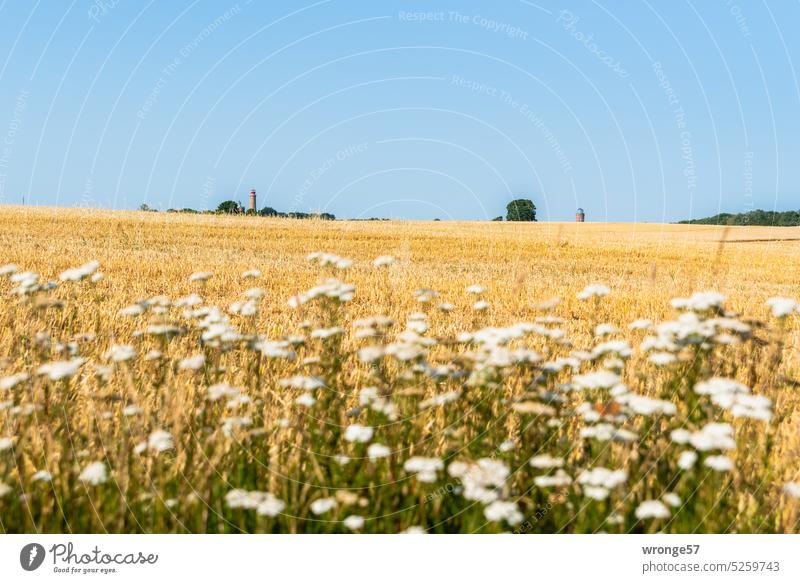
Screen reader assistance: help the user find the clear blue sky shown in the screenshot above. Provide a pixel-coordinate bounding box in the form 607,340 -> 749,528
0,0 -> 798,221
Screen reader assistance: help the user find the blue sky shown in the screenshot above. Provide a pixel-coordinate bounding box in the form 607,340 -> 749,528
0,0 -> 798,221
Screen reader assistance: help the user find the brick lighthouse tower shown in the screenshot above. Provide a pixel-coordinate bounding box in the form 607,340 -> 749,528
575,207 -> 585,222
248,189 -> 257,213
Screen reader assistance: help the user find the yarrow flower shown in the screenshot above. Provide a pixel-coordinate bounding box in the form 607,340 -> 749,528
765,297 -> 798,318
404,457 -> 444,483
571,371 -> 621,391
704,455 -> 734,472
189,271 -> 213,282
37,358 -> 86,381
344,424 -> 374,443
367,443 -> 391,460
372,255 -> 395,267
529,454 -> 564,469
310,497 -> 337,515
671,291 -> 725,313
225,489 -> 285,516
79,461 -> 108,485
60,260 -> 100,282
483,500 -> 523,526
343,515 -> 365,530
146,429 -> 174,453
577,284 -> 610,300
105,344 -> 136,362
635,500 -> 670,520
0,373 -> 29,391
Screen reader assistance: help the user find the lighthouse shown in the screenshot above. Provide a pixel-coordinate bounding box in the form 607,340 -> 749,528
248,189 -> 257,213
576,208 -> 585,222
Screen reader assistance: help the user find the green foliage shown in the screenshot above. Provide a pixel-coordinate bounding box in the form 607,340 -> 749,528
216,200 -> 241,214
506,199 -> 537,222
679,209 -> 800,226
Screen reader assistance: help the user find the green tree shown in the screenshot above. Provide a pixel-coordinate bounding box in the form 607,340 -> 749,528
217,200 -> 240,214
506,198 -> 537,222
259,206 -> 279,217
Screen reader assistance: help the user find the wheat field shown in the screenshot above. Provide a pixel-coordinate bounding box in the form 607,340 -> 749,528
1,205 -> 799,533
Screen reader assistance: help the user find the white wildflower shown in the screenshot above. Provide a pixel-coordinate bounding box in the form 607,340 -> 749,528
60,260 -> 100,282
783,482 -> 800,499
344,424 -> 373,443
635,500 -> 670,520
571,370 -> 621,391
671,291 -> 725,312
0,373 -> 29,391
629,318 -> 652,330
372,255 -> 395,267
295,393 -> 316,407
189,271 -> 213,282
310,497 -> 337,515
677,450 -> 698,470
279,376 -> 325,391
529,454 -> 564,469
577,284 -> 610,300
37,358 -> 85,381
704,455 -> 734,472
105,344 -> 136,362
367,443 -> 391,460
594,323 -> 617,337
178,354 -> 205,370
404,457 -> 444,483
79,461 -> 108,485
765,297 -> 798,318
147,430 -> 174,453
483,500 -> 523,526
343,515 -> 365,530
32,470 -> 53,482
534,470 -> 572,488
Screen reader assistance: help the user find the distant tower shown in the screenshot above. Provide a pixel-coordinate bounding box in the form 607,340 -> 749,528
248,189 -> 257,213
576,207 -> 585,222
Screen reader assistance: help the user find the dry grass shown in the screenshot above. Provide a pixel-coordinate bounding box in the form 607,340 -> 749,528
1,205 -> 799,533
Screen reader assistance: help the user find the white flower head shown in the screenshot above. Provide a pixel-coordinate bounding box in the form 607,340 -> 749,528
765,297 -> 798,318
635,500 -> 670,520
343,515 -> 365,530
147,430 -> 174,453
483,500 -> 523,526
37,358 -> 86,381
79,461 -> 108,485
404,456 -> 444,483
105,344 -> 136,362
189,271 -> 213,282
60,260 -> 100,282
372,255 -> 395,267
310,497 -> 337,515
677,450 -> 698,470
704,455 -> 734,472
344,424 -> 374,443
577,284 -> 610,300
367,443 -> 391,460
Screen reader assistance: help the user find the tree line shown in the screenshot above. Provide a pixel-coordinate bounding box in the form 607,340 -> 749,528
678,209 -> 800,227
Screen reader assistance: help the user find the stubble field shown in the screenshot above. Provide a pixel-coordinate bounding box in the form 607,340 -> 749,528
1,205 -> 799,533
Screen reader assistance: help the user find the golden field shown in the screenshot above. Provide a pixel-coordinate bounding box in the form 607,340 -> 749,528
1,205 -> 799,533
